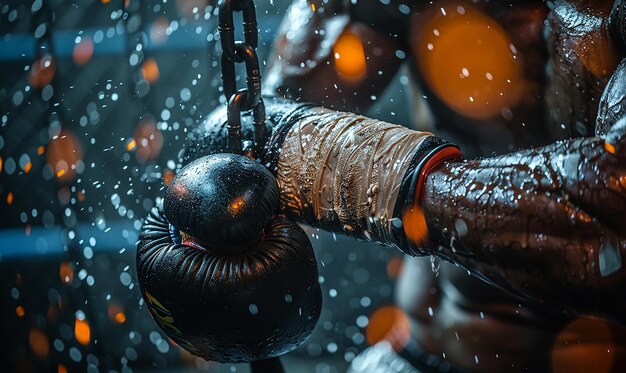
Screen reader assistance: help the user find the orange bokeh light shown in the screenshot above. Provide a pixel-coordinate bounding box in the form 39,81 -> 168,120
126,139 -> 137,152
134,118 -> 163,163
75,318 -> 91,345
366,306 -> 411,351
141,58 -> 160,83
414,1 -> 523,120
29,328 -> 49,358
386,255 -> 405,280
16,306 -> 25,317
163,169 -> 175,186
551,317 -> 615,373
29,54 -> 56,89
59,262 -> 73,285
46,129 -> 83,183
333,31 -> 366,81
73,37 -> 94,66
403,207 -> 428,246
6,192 -> 14,205
604,142 -> 616,155
108,303 -> 127,324
115,312 -> 127,324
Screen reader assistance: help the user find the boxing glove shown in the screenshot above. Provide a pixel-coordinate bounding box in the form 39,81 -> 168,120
163,154 -> 279,246
136,153 -> 322,363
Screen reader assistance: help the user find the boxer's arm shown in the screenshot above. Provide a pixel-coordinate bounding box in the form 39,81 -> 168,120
263,0 -> 404,113
264,61 -> 626,323
419,59 -> 626,323
412,1 -> 626,321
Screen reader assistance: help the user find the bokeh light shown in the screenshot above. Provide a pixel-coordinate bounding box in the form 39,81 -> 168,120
73,37 -> 94,66
175,0 -> 205,18
108,304 -> 127,324
29,328 -> 49,358
133,118 -> 163,163
365,306 -> 411,351
141,58 -> 160,83
74,318 -> 91,346
29,55 -> 56,89
386,255 -> 404,280
605,141 -> 616,155
46,129 -> 83,183
551,317 -> 615,373
333,31 -> 366,82
59,262 -> 74,285
163,169 -> 175,186
150,18 -> 170,45
414,1 -> 523,120
403,207 -> 428,246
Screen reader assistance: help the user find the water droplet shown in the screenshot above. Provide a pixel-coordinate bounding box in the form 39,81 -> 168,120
249,304 -> 258,315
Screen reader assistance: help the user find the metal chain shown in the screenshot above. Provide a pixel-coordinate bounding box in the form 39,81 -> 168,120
218,0 -> 265,155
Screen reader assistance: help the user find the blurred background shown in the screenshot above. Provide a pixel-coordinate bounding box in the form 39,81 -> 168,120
0,0 -> 414,372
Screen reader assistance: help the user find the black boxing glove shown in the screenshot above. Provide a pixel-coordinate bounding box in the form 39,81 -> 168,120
164,153 -> 279,246
136,153 -> 322,363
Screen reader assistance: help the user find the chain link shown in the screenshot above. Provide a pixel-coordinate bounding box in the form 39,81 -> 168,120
219,0 -> 258,61
218,0 -> 265,155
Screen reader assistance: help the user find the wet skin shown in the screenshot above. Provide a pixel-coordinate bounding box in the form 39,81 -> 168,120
264,0 -> 626,372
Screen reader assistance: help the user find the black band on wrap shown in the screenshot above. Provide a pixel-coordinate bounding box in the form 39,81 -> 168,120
391,137 -> 461,256
261,99 -> 317,174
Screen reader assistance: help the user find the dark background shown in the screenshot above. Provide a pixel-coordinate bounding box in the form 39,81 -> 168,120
0,0 -> 413,372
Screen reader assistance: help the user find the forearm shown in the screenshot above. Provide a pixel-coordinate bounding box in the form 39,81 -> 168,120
421,145 -> 626,321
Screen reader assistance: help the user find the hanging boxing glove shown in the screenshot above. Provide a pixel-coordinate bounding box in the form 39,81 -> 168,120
136,153 -> 322,363
164,153 -> 278,246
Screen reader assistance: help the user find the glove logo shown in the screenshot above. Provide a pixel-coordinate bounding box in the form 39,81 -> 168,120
145,291 -> 198,354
